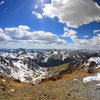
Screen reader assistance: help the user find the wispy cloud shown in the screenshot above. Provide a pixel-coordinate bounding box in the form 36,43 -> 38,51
62,27 -> 100,49
0,1 -> 4,6
83,35 -> 89,38
93,30 -> 100,34
32,11 -> 43,19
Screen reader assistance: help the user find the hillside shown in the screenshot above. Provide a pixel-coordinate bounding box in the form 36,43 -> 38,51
0,49 -> 100,100
1,71 -> 100,100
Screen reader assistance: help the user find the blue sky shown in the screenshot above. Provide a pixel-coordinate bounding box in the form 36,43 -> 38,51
0,0 -> 100,49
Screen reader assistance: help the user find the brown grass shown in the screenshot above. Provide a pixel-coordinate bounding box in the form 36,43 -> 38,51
60,72 -> 88,80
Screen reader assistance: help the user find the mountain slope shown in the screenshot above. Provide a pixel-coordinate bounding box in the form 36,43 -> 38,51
0,48 -> 100,83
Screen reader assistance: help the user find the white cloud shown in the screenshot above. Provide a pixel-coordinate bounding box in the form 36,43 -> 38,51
90,34 -> 100,46
4,25 -> 66,45
62,28 -> 78,42
0,1 -> 4,5
1,25 -> 100,50
42,0 -> 100,28
93,30 -> 100,34
18,25 -> 30,30
0,28 -> 11,42
83,35 -> 89,38
62,27 -> 77,38
32,11 -> 43,19
34,5 -> 38,9
62,27 -> 100,49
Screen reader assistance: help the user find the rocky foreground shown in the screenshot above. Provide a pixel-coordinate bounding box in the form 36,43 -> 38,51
1,72 -> 100,100
0,49 -> 100,100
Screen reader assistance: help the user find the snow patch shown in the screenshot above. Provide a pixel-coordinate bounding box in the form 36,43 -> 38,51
89,57 -> 100,65
12,60 -> 48,83
2,79 -> 6,82
73,79 -> 77,81
9,89 -> 15,92
83,73 -> 100,82
95,84 -> 100,86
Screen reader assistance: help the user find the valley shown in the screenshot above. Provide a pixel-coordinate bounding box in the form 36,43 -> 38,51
0,48 -> 100,100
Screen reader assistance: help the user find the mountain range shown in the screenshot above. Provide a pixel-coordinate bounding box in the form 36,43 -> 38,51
0,48 -> 100,83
